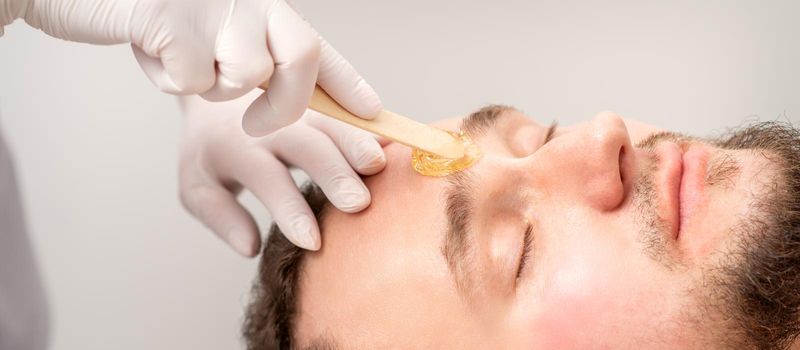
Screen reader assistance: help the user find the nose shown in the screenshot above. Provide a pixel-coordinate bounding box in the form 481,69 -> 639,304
531,111 -> 633,211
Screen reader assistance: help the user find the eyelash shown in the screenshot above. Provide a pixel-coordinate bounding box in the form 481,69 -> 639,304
515,225 -> 534,281
515,121 -> 556,283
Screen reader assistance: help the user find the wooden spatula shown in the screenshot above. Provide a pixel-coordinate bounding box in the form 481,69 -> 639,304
259,83 -> 465,159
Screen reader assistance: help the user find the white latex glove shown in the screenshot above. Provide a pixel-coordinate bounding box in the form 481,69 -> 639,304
179,92 -> 386,255
0,0 -> 381,135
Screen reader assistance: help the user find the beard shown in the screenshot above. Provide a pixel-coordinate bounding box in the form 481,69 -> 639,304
633,122 -> 800,349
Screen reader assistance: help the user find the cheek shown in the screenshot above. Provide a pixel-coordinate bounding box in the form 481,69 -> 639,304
538,247 -> 628,347
510,232 -> 663,348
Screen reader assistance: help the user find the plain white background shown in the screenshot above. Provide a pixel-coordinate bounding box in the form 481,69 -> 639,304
1,0 -> 798,348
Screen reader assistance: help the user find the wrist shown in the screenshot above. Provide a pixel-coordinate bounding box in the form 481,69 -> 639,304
13,0 -> 135,43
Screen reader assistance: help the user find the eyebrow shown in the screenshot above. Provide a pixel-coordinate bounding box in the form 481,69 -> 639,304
441,105 -> 514,297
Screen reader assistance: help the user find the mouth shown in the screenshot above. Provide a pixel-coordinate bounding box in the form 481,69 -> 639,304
654,141 -> 709,241
678,146 -> 709,240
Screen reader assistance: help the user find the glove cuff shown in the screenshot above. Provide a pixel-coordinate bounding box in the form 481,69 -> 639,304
0,0 -> 31,36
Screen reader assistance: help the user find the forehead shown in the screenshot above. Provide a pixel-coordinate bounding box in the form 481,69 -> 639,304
296,118 -> 470,346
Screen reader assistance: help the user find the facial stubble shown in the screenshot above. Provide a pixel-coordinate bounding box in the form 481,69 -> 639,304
632,122 -> 800,349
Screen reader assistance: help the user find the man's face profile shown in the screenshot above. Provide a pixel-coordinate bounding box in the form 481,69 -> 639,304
246,107 -> 800,349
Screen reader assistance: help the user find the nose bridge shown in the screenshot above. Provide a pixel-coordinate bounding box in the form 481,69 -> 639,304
531,111 -> 632,211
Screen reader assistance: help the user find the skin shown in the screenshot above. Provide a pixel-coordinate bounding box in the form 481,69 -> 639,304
295,110 -> 779,349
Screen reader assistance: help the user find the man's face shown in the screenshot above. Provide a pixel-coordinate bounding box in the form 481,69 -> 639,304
294,109 -> 792,348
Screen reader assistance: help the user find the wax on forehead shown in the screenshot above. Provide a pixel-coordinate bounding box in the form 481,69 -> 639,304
411,131 -> 482,177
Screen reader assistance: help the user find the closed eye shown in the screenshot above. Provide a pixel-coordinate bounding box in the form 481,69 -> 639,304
514,121 -> 556,283
515,224 -> 534,281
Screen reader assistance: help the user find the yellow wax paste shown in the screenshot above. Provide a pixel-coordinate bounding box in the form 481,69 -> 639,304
412,131 -> 482,177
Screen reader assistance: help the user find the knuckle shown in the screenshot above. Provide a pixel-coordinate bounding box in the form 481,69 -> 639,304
251,57 -> 275,82
230,55 -> 274,86
178,184 -> 217,220
181,83 -> 208,95
321,166 -> 355,186
170,72 -> 215,95
343,128 -> 371,144
342,130 -> 374,152
303,39 -> 322,61
280,201 -> 311,217
193,72 -> 218,93
287,38 -> 321,67
178,184 -> 202,214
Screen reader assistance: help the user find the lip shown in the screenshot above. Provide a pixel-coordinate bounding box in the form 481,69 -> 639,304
678,146 -> 709,240
654,141 -> 709,241
655,142 -> 684,240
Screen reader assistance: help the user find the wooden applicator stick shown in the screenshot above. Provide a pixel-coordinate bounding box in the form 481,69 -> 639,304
258,83 -> 466,159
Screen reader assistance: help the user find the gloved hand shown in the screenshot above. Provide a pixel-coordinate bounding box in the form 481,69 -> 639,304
179,92 -> 386,256
0,0 -> 381,136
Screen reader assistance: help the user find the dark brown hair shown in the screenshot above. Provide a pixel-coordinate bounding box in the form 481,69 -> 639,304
709,122 -> 800,349
243,183 -> 333,350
